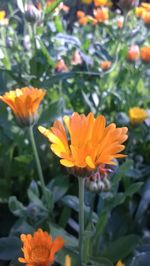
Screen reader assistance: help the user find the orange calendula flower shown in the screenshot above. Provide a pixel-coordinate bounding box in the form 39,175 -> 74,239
18,228 -> 64,266
135,6 -> 146,18
77,10 -> 85,18
140,46 -> 150,62
38,112 -> 128,176
0,87 -> 45,127
129,107 -> 148,124
100,60 -> 112,70
94,8 -> 109,23
127,45 -> 140,61
94,0 -> 112,7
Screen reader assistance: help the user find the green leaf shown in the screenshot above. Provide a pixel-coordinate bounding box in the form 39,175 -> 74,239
102,234 -> 140,262
8,196 -> 27,218
46,0 -> 64,14
48,175 -> 69,202
125,182 -> 143,197
0,237 -> 21,260
50,223 -> 78,248
90,257 -> 113,266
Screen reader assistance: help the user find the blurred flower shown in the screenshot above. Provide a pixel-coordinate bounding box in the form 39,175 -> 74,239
94,8 -> 109,23
0,87 -> 45,127
100,60 -> 112,70
116,261 -> 125,266
81,0 -> 93,4
127,45 -> 140,61
64,255 -> 71,266
23,35 -> 32,51
129,107 -> 148,124
143,12 -> 150,25
135,6 -> 145,18
119,0 -> 138,13
71,50 -> 82,65
77,10 -> 85,18
94,0 -> 112,7
117,16 -> 124,28
18,228 -> 64,266
140,46 -> 150,62
38,112 -> 128,177
0,10 -> 8,26
25,4 -> 41,24
55,59 -> 68,73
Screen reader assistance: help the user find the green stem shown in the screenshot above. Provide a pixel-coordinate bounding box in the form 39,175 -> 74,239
28,126 -> 46,198
78,177 -> 85,266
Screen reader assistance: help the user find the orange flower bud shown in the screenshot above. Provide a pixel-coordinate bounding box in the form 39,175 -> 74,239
140,46 -> 150,62
55,59 -> 68,73
100,60 -> 112,70
127,45 -> 140,61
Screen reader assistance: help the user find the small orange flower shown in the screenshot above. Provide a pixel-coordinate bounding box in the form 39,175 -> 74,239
38,112 -> 128,176
0,87 -> 45,127
94,8 -> 109,23
18,228 -> 64,266
94,0 -> 112,7
140,46 -> 150,62
77,10 -> 85,18
127,45 -> 140,61
100,60 -> 112,70
55,59 -> 68,73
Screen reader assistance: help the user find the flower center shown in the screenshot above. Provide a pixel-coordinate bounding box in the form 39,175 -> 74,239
31,246 -> 50,262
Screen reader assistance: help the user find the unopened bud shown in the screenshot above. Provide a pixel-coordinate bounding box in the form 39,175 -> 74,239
25,4 -> 41,24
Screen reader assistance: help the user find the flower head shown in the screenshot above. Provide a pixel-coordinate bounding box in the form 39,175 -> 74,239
38,112 -> 128,177
140,46 -> 150,62
129,107 -> 148,124
100,60 -> 112,70
0,87 -> 45,127
18,228 -> 64,266
94,7 -> 109,23
127,45 -> 140,61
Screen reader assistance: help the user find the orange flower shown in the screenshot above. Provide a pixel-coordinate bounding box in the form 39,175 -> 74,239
135,7 -> 146,18
129,107 -> 148,124
94,8 -> 109,23
141,2 -> 150,10
127,45 -> 140,61
77,10 -> 85,18
140,46 -> 150,62
94,0 -> 112,7
100,60 -> 112,70
55,59 -> 68,73
143,11 -> 150,24
38,112 -> 128,176
0,87 -> 45,127
18,228 -> 64,266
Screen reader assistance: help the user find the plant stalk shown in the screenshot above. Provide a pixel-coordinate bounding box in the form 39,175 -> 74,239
28,126 -> 46,198
78,177 -> 85,266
